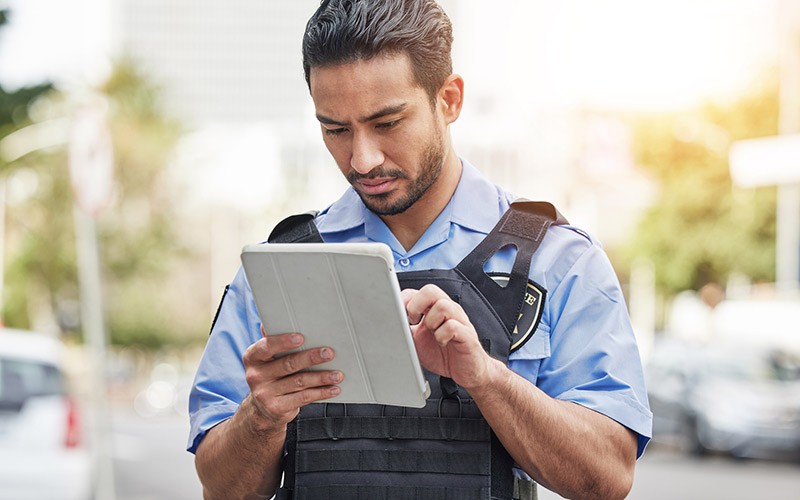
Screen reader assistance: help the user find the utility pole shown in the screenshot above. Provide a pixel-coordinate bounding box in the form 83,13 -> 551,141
777,0 -> 800,291
69,96 -> 116,500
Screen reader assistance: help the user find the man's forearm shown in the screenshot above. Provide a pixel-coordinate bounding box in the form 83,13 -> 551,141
470,358 -> 637,500
194,395 -> 286,500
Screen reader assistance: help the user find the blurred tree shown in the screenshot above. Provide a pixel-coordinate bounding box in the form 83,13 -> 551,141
627,81 -> 779,295
97,61 -> 188,348
0,7 -> 57,327
2,58 -> 189,349
0,9 -> 53,142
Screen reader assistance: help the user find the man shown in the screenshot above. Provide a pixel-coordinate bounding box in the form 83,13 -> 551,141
188,1 -> 652,499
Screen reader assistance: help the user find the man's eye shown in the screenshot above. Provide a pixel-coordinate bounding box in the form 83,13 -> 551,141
325,127 -> 348,136
376,120 -> 400,129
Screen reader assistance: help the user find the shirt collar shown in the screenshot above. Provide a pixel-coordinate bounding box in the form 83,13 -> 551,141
315,188 -> 366,234
316,158 -> 506,239
449,159 -> 507,235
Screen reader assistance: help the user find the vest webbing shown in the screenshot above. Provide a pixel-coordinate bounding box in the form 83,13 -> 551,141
269,201 -> 566,500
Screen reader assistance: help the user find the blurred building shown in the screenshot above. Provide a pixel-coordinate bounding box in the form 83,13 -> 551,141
118,0 -> 318,125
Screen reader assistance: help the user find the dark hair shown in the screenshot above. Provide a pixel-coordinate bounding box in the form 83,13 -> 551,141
302,0 -> 453,101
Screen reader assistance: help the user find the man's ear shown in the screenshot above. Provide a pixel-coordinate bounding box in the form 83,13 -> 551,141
438,73 -> 464,125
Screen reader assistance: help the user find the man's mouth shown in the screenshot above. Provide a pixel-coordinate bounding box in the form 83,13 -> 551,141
354,177 -> 397,196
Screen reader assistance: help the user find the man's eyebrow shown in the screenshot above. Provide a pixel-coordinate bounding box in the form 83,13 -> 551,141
363,103 -> 407,122
316,103 -> 408,126
316,114 -> 348,126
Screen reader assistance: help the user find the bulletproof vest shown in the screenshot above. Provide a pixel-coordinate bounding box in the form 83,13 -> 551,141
269,201 -> 567,500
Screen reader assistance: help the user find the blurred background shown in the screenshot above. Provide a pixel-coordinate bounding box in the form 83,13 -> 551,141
0,0 -> 799,499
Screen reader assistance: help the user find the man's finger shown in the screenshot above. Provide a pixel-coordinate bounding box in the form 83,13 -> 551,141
406,284 -> 450,325
430,318 -> 463,347
244,332 -> 304,364
401,288 -> 418,305
273,370 -> 344,396
422,299 -> 470,332
276,385 -> 342,410
274,347 -> 335,377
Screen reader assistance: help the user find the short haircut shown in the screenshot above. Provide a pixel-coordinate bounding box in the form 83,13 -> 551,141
302,0 -> 453,102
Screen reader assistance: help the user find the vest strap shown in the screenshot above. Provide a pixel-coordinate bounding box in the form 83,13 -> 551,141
296,449 -> 490,475
297,416 -> 491,442
279,480 -> 536,500
293,484 -> 490,500
268,211 -> 322,243
456,201 -> 567,336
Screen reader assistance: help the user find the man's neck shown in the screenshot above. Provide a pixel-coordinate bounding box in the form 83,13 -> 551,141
380,152 -> 462,252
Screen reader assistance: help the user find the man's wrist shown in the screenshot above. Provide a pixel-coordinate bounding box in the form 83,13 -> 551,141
467,356 -> 510,399
240,393 -> 287,437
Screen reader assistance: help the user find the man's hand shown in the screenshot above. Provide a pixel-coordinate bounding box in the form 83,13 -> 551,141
402,284 -> 494,390
242,329 -> 344,429
195,330 -> 341,499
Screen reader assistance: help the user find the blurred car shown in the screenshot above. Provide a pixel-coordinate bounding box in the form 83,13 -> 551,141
689,346 -> 800,460
0,328 -> 93,500
646,337 -> 800,460
645,337 -> 700,442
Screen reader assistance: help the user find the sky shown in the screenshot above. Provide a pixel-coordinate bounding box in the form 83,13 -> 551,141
543,0 -> 780,110
0,0 -> 115,90
0,0 -> 782,111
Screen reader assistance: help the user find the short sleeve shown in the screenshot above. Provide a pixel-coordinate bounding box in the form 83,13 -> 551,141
187,267 -> 261,454
536,242 -> 652,458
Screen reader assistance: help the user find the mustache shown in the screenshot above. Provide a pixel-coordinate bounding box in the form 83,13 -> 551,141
346,168 -> 408,183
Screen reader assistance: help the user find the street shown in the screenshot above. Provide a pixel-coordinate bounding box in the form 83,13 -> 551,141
112,408 -> 800,500
112,409 -> 201,500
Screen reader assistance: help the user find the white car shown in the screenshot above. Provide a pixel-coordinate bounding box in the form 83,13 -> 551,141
0,328 -> 93,500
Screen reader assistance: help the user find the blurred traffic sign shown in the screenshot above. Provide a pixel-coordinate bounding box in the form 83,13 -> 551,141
68,99 -> 114,216
729,134 -> 800,188
730,133 -> 800,289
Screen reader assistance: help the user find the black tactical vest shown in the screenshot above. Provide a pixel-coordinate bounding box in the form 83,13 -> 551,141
269,201 -> 567,500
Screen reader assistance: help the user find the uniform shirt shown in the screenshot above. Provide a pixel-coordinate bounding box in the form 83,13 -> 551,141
188,160 -> 653,459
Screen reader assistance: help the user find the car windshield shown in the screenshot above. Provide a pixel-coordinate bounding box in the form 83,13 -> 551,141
0,357 -> 65,411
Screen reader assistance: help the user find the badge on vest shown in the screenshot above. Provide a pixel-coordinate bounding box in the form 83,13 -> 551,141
489,274 -> 546,352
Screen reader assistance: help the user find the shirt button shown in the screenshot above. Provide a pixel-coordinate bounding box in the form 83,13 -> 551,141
399,258 -> 410,267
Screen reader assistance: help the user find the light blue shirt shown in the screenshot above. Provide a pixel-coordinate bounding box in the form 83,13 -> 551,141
188,160 -> 653,458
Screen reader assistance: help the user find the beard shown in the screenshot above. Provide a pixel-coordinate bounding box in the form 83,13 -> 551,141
347,130 -> 445,216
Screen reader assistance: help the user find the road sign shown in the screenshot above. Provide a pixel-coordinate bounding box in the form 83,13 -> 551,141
729,134 -> 800,188
729,133 -> 800,289
68,100 -> 114,216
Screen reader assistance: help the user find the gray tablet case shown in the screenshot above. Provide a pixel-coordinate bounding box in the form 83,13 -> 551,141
241,242 -> 430,407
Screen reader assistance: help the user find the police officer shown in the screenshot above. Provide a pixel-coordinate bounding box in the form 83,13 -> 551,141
187,1 -> 652,499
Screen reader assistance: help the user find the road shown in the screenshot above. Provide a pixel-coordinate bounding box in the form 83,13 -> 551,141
112,408 -> 800,500
112,408 -> 201,500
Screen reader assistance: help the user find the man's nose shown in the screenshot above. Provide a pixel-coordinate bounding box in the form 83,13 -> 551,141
350,132 -> 385,174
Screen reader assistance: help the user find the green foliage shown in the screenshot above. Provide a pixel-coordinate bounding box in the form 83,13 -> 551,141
0,82 -> 53,138
97,62 -> 185,277
0,8 -> 59,328
2,59 -> 187,349
106,280 -> 172,350
627,82 -> 779,294
97,61 -> 187,347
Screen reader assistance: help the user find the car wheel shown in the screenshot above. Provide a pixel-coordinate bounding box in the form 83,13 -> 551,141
686,416 -> 709,456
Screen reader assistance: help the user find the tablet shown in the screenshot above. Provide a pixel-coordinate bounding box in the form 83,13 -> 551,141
241,242 -> 430,407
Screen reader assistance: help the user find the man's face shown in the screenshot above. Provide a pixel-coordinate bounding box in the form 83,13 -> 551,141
309,53 -> 446,216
